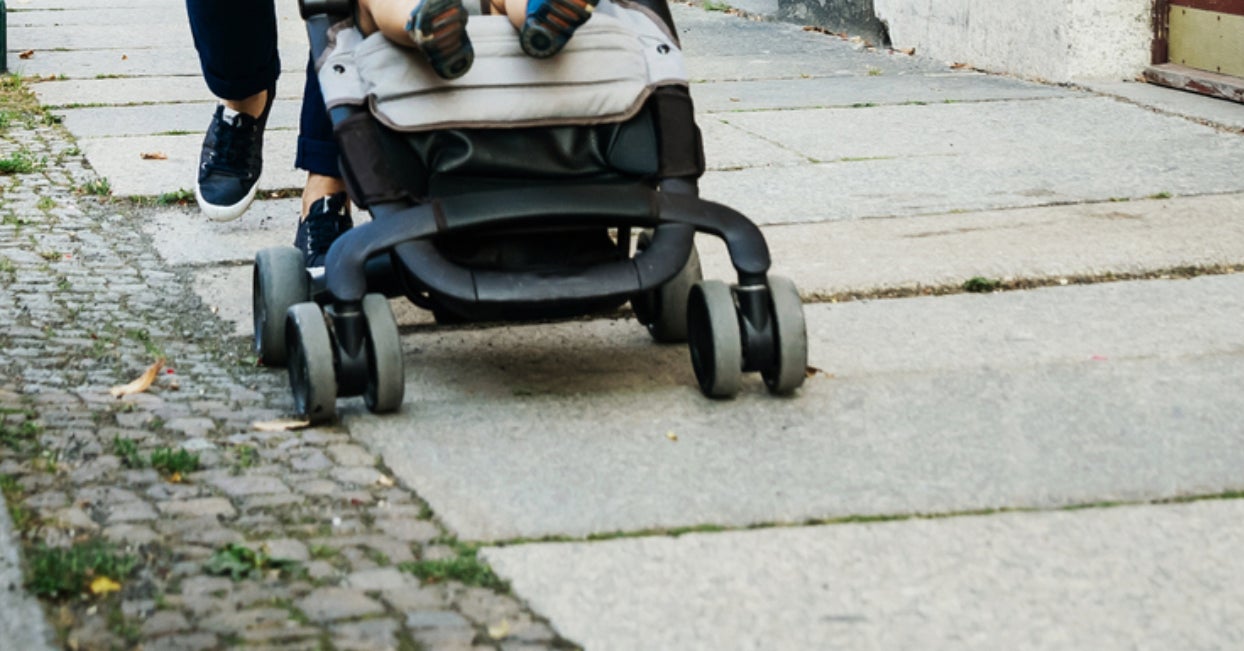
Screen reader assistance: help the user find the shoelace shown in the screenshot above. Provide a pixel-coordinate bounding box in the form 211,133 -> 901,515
204,113 -> 255,176
305,210 -> 347,258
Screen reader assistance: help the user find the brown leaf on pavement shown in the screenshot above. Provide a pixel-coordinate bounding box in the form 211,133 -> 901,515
140,152 -> 168,160
19,50 -> 34,60
110,358 -> 165,398
252,419 -> 312,432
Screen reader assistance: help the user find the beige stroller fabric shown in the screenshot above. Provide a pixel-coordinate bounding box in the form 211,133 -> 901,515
316,0 -> 689,132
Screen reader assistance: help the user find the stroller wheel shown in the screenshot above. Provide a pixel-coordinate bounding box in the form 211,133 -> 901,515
362,294 -> 405,414
253,246 -> 310,367
686,280 -> 743,399
286,302 -> 338,421
760,275 -> 808,395
633,231 -> 702,343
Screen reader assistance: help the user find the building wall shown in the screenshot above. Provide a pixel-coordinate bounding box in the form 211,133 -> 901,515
871,0 -> 1153,82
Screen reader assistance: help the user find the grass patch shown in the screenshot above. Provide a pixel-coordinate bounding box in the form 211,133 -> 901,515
962,276 -> 1000,293
79,178 -> 111,196
204,543 -> 301,581
0,148 -> 42,174
398,541 -> 507,591
701,0 -> 731,10
149,447 -> 200,476
111,436 -> 144,469
36,196 -> 55,211
0,418 -> 42,452
1149,191 -> 1173,200
26,539 -> 138,600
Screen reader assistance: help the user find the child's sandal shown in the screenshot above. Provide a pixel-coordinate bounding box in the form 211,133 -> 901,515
519,0 -> 599,58
407,0 -> 474,79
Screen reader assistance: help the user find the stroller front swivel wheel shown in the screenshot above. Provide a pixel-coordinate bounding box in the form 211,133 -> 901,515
686,280 -> 743,398
760,275 -> 808,395
361,294 -> 405,413
253,246 -> 309,367
286,303 -> 338,421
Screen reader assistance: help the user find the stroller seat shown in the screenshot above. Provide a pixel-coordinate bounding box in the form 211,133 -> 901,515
252,0 -> 810,420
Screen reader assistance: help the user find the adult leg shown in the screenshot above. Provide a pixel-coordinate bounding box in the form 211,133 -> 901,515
294,55 -> 352,270
186,0 -> 280,220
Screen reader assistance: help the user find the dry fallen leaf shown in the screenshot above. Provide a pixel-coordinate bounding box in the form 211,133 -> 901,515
252,418 -> 312,432
805,366 -> 834,379
121,54 -> 128,60
89,576 -> 122,596
666,431 -> 678,442
19,50 -> 34,60
140,152 -> 168,160
110,358 -> 165,398
376,475 -> 395,487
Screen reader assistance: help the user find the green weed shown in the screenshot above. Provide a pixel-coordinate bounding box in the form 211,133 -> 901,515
398,542 -> 507,591
962,276 -> 1000,293
0,148 -> 41,174
149,447 -> 200,476
111,436 -> 144,469
204,543 -> 301,581
80,178 -> 111,196
26,539 -> 138,600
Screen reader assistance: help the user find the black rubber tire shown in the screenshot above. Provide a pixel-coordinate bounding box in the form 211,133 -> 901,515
362,294 -> 405,414
686,280 -> 743,398
761,275 -> 808,395
632,231 -> 703,343
253,246 -> 309,367
286,302 -> 338,422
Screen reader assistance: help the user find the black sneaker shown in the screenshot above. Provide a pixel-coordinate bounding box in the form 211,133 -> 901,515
194,90 -> 274,221
294,192 -> 353,270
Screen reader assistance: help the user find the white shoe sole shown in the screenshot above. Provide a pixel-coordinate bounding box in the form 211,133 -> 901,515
195,181 -> 258,222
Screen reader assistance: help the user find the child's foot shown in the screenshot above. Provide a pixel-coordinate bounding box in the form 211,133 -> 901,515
519,0 -> 599,58
407,0 -> 473,79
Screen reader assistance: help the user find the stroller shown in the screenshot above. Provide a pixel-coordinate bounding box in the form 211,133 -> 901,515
252,0 -> 809,420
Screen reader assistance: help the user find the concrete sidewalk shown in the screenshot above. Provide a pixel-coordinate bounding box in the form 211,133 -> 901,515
3,0 -> 1244,649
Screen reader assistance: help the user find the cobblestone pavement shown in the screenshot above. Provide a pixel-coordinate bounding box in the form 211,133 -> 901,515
0,102 -> 574,649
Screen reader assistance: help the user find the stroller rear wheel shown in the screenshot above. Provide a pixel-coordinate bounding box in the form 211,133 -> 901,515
253,246 -> 309,367
287,302 -> 338,421
632,230 -> 702,343
686,280 -> 743,398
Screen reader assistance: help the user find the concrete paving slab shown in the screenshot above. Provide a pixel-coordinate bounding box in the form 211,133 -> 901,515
699,117 -> 806,170
694,192 -> 1244,296
194,265 -> 433,338
8,6 -> 193,28
30,74 -> 310,108
56,100 -> 304,138
144,200 -> 304,266
8,46 -> 310,80
484,500 -> 1244,650
726,96 -> 1244,165
691,72 -> 1074,112
699,136 -> 1244,224
1084,80 -> 1244,131
79,131 -> 303,197
11,23 -> 193,50
346,274 -> 1244,540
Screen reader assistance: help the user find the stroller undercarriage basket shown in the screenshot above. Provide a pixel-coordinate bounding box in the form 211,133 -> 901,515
252,0 -> 809,420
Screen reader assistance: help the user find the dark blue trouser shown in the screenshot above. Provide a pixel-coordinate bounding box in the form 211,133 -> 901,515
185,0 -> 339,178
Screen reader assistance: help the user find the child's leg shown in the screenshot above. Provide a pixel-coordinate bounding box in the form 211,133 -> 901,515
516,0 -> 599,58
358,0 -> 474,79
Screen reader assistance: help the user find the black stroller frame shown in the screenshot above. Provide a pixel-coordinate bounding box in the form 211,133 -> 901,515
253,0 -> 809,420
